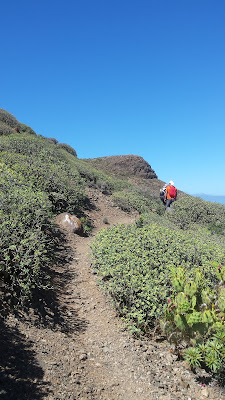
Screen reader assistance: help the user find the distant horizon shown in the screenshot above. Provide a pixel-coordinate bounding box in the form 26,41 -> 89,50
191,193 -> 225,205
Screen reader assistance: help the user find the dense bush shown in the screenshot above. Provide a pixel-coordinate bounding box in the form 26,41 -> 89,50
134,182 -> 164,203
0,121 -> 16,136
167,196 -> 225,233
0,164 -> 53,306
0,133 -> 86,307
0,109 -> 36,136
19,123 -> 36,135
57,142 -> 77,157
0,109 -> 18,128
112,189 -> 165,215
0,134 -> 86,214
91,223 -> 225,335
136,212 -> 177,230
76,159 -> 130,194
48,137 -> 58,144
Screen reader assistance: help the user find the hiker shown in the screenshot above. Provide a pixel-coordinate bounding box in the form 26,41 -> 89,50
165,180 -> 177,209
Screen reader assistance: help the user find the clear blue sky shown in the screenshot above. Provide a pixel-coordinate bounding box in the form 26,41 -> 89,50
1,0 -> 225,195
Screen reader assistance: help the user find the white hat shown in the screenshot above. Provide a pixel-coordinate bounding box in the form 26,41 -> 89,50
169,180 -> 174,186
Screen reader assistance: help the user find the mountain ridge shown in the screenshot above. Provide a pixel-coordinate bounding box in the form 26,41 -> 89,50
82,154 -> 158,180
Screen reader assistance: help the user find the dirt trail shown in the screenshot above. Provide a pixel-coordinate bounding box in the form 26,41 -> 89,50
1,190 -> 225,400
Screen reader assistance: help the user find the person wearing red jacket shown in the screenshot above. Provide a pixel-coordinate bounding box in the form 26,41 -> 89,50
165,180 -> 177,209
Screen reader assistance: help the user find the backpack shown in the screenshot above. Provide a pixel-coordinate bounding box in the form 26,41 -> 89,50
168,185 -> 176,198
160,188 -> 165,197
159,184 -> 167,202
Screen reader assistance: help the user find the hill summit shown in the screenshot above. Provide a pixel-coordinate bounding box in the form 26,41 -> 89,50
83,155 -> 157,179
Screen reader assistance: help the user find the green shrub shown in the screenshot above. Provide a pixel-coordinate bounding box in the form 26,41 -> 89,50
80,216 -> 93,234
91,224 -> 225,335
0,164 -> 53,306
138,212 -> 178,230
0,134 -> 86,214
162,264 -> 225,375
0,127 -> 88,308
76,160 -> 119,193
185,328 -> 225,375
0,121 -> 16,136
0,133 -> 87,307
0,109 -> 18,128
167,196 -> 225,232
48,137 -> 58,144
112,189 -> 164,215
57,142 -> 77,157
18,123 -> 36,135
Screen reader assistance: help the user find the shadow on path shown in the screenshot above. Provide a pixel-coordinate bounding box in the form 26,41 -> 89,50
28,227 -> 88,335
0,317 -> 50,400
0,227 -> 88,399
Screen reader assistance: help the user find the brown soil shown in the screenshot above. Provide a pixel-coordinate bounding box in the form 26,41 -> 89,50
0,189 -> 224,400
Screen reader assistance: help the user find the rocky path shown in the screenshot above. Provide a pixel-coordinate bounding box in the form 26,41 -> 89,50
1,190 -> 225,399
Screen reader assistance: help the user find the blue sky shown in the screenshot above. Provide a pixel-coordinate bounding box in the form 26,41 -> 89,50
1,0 -> 225,195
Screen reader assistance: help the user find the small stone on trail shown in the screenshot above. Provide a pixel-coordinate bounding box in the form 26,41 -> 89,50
201,388 -> 209,398
79,353 -> 88,361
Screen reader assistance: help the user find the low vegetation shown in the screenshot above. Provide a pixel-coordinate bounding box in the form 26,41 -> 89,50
1,108 -> 225,380
163,264 -> 225,375
0,111 -> 86,307
112,189 -> 165,215
167,196 -> 225,234
92,223 -> 225,327
92,199 -> 225,379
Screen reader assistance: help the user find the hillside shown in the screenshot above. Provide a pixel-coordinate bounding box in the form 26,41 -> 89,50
83,154 -> 158,179
0,109 -> 225,399
1,189 -> 224,400
82,154 -> 187,202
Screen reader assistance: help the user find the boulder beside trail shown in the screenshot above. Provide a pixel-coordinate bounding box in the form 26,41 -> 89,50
55,212 -> 83,235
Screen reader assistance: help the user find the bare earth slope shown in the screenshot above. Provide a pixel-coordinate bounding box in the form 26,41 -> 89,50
1,189 -> 224,400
